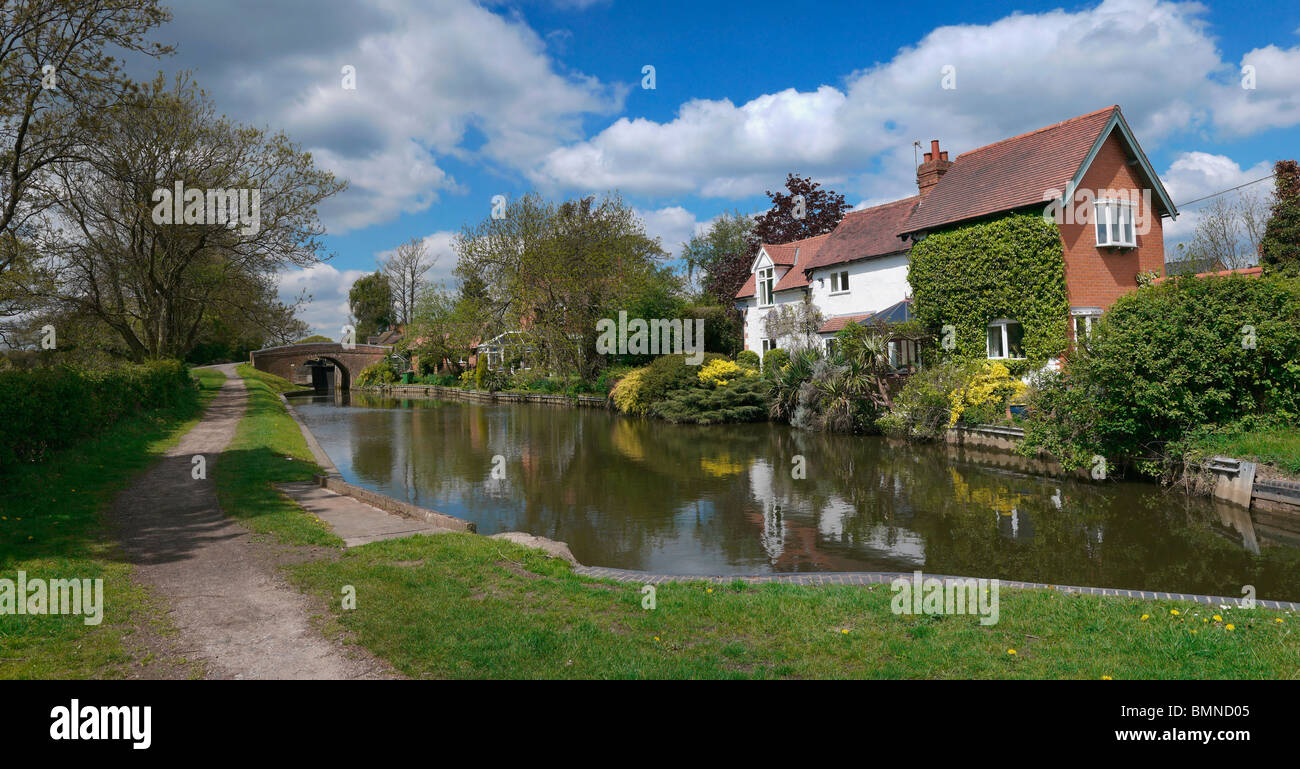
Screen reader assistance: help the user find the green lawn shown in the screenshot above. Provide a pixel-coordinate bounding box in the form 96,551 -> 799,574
0,367 -> 223,679
232,366 -> 1300,679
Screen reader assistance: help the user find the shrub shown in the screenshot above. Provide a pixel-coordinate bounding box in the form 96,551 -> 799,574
611,368 -> 648,415
876,359 -> 989,440
735,350 -> 760,370
946,361 -> 1026,427
474,354 -> 487,390
650,377 -> 770,424
457,370 -> 476,388
637,352 -> 725,405
0,360 -> 196,472
698,358 -> 755,387
1020,273 -> 1300,473
594,365 -> 633,395
762,348 -> 790,374
356,359 -> 398,387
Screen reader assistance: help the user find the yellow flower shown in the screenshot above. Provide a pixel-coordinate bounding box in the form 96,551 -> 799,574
1225,624 -> 1235,631
1140,614 -> 1149,621
1007,649 -> 1017,655
841,629 -> 849,634
1170,609 -> 1180,616
653,636 -> 660,642
1101,675 -> 1113,680
1275,618 -> 1284,623
705,588 -> 713,593
1213,615 -> 1222,622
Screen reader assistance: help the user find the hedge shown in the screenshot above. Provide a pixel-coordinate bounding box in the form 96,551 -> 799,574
0,360 -> 197,472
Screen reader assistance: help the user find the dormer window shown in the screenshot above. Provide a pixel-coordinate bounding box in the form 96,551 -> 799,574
758,267 -> 774,307
1094,199 -> 1136,248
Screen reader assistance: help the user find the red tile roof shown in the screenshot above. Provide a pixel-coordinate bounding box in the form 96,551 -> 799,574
901,106 -> 1119,235
817,313 -> 873,334
1152,266 -> 1263,285
735,232 -> 832,297
803,197 -> 918,272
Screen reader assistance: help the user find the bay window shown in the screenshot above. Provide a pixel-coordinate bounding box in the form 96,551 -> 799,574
1094,199 -> 1136,248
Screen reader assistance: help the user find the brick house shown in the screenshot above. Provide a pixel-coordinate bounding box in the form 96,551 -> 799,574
736,105 -> 1178,359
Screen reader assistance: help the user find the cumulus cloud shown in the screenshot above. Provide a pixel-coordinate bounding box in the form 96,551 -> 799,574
531,0 -> 1280,201
634,206 -> 705,258
153,0 -> 624,233
1159,151 -> 1275,246
277,263 -> 371,339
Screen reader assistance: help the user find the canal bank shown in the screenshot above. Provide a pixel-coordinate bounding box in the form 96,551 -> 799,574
283,384 -> 1300,604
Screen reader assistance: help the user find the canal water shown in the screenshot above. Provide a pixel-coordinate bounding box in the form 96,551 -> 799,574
289,392 -> 1300,601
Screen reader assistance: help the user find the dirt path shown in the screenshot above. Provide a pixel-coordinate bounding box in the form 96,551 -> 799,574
109,363 -> 391,679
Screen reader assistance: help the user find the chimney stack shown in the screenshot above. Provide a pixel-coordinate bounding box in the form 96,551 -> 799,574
917,139 -> 953,197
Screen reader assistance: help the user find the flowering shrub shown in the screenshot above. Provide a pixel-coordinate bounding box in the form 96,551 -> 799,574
698,358 -> 755,387
946,361 -> 1026,428
611,367 -> 648,415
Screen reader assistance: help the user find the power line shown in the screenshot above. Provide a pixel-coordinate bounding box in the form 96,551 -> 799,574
1174,172 -> 1275,209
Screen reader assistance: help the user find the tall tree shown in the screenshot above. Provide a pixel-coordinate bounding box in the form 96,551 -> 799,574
349,271 -> 393,341
705,175 -> 849,305
456,192 -> 665,379
24,74 -> 343,360
383,236 -> 435,326
1175,189 -> 1272,271
681,210 -> 752,294
1261,159 -> 1300,275
1,0 -> 172,280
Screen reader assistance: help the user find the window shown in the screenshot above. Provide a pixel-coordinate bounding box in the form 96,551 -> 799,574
761,338 -> 777,354
987,319 -> 1025,359
829,270 -> 850,294
1094,200 -> 1136,248
1072,308 -> 1102,342
758,267 -> 774,306
888,338 -> 919,369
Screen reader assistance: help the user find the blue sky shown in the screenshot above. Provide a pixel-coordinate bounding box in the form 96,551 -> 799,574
141,0 -> 1300,335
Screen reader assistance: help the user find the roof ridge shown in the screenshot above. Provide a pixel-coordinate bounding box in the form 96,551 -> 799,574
953,105 -> 1117,161
845,195 -> 920,216
761,230 -> 833,250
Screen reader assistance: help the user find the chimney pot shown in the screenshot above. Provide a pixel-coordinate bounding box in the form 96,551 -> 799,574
930,139 -> 941,157
916,139 -> 953,198
923,151 -> 933,162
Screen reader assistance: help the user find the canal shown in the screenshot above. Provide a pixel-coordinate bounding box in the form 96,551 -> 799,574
289,392 -> 1300,601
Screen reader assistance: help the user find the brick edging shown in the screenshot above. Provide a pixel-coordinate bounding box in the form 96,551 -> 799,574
572,566 -> 1300,611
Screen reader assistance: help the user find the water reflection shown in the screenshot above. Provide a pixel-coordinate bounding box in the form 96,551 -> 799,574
289,392 -> 1300,600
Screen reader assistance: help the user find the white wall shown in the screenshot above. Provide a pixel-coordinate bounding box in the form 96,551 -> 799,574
806,253 -> 910,320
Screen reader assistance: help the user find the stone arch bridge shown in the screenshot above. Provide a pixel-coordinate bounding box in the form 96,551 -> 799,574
249,342 -> 393,391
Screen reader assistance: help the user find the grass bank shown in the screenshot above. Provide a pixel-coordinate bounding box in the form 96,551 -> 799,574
0,367 -> 224,679
232,366 -> 1300,679
1187,422 -> 1300,478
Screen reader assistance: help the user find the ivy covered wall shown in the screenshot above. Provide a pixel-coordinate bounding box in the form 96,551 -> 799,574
908,212 -> 1070,372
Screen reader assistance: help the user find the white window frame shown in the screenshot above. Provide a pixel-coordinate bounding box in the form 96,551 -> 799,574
829,270 -> 850,295
761,338 -> 777,354
986,318 -> 1026,360
758,267 -> 775,307
1093,199 -> 1137,248
1072,308 -> 1103,342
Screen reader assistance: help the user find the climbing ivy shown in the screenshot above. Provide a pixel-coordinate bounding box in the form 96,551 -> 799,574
908,212 -> 1069,372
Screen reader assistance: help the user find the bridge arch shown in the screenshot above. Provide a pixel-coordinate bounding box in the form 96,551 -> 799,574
249,342 -> 391,391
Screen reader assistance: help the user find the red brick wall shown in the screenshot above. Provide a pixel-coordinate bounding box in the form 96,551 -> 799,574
1057,130 -> 1167,318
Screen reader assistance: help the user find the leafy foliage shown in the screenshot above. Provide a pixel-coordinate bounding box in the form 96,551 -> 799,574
356,359 -> 398,387
877,359 -> 1016,440
1019,273 -> 1300,473
909,212 -> 1069,371
650,377 -> 770,425
697,358 -> 755,387
762,347 -> 790,374
1261,159 -> 1300,275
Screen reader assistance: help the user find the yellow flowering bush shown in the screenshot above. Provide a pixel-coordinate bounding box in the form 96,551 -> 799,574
946,361 -> 1027,428
611,367 -> 648,414
698,358 -> 755,387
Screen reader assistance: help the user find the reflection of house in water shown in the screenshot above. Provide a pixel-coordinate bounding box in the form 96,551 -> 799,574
747,458 -> 926,570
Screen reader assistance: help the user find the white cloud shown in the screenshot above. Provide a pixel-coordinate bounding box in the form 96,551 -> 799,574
634,206 -> 705,258
1214,44 -> 1300,135
277,263 -> 370,339
373,230 -> 461,290
530,0 -> 1278,201
1159,151 -> 1275,246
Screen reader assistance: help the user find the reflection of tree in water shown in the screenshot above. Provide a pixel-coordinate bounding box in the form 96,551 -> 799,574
303,395 -> 1300,597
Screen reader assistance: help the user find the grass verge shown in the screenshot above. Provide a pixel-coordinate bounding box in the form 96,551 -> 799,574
231,366 -> 1300,679
0,367 -> 223,679
211,364 -> 342,547
1188,422 -> 1300,478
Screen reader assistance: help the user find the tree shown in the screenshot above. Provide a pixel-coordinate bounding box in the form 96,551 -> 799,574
762,297 -> 825,352
681,210 -> 752,299
24,74 -> 343,360
349,271 -> 393,340
1,0 -> 172,280
383,237 -> 436,326
704,175 -> 849,305
1261,159 -> 1300,275
1175,189 -> 1272,272
455,192 -> 665,379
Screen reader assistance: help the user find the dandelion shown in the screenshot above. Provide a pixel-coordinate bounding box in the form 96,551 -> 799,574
1213,615 -> 1222,622
1007,649 -> 1017,655
1170,609 -> 1180,616
1101,676 -> 1113,680
1225,624 -> 1235,631
1275,618 -> 1284,624
841,629 -> 849,634
706,588 -> 713,593
653,636 -> 660,642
